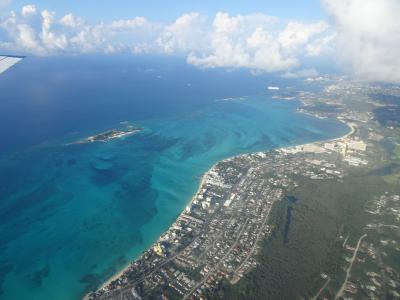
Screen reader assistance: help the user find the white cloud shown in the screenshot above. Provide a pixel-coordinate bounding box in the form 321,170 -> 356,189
187,12 -> 327,73
16,23 -> 42,52
0,8 -> 331,73
0,8 -> 161,55
40,10 -> 68,51
305,33 -> 336,57
278,21 -> 328,50
0,5 -> 334,76
21,4 -> 36,17
323,0 -> 400,83
60,13 -> 84,28
157,13 -> 208,53
187,25 -> 297,72
1,1 -> 400,82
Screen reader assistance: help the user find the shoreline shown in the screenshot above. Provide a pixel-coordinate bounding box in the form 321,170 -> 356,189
281,118 -> 355,150
94,171 -> 210,293
87,116 -> 353,298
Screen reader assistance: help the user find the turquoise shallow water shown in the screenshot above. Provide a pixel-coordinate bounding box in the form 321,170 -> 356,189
0,56 -> 349,300
0,97 -> 348,300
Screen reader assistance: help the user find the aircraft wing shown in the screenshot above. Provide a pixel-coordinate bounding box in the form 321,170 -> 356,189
0,55 -> 24,75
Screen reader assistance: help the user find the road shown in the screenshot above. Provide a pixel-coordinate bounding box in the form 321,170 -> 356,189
334,233 -> 367,300
182,219 -> 250,300
230,193 -> 275,284
311,277 -> 331,300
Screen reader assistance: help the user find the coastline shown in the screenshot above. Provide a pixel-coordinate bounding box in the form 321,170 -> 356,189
93,172 -> 210,294
281,118 -> 355,150
87,116 -> 353,299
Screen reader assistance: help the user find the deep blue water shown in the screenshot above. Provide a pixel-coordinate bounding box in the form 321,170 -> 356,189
0,55 -> 348,300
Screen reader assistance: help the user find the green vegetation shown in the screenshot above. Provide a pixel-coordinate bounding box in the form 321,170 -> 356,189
382,172 -> 400,185
394,144 -> 400,160
212,173 -> 398,300
202,83 -> 400,300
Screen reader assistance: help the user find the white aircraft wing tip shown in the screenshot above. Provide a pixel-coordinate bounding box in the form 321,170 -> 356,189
0,55 -> 25,75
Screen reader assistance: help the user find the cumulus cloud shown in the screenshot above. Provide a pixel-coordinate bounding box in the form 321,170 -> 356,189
323,0 -> 400,83
305,33 -> 336,57
278,21 -> 328,50
0,7 -> 160,55
157,13 -> 208,53
1,1 -> 399,81
1,7 -> 328,74
60,13 -> 84,28
21,4 -> 36,17
187,12 -> 328,73
16,23 -> 41,52
41,10 -> 69,51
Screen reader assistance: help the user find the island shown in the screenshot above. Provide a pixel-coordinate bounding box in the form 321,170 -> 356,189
86,128 -> 141,143
70,124 -> 142,145
86,78 -> 400,300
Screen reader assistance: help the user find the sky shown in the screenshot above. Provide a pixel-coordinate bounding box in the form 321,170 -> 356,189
0,0 -> 400,83
7,0 -> 325,23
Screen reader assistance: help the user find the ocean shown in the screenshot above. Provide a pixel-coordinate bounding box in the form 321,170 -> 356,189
0,55 -> 348,300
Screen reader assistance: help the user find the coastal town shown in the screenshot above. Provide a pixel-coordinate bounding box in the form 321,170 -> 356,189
1,2 -> 399,299
87,78 -> 400,300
